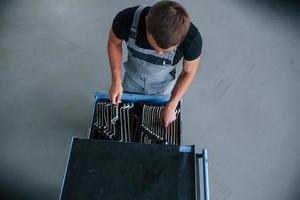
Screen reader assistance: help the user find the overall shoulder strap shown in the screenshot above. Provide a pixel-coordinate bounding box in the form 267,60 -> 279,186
129,5 -> 148,39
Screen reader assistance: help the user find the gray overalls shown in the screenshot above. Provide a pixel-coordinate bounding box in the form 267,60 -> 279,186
122,5 -> 177,95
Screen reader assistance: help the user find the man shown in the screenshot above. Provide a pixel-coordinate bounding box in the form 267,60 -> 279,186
107,1 -> 202,128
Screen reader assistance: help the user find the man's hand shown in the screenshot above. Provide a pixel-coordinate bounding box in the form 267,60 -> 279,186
160,57 -> 200,127
161,105 -> 177,128
107,28 -> 123,105
109,83 -> 123,105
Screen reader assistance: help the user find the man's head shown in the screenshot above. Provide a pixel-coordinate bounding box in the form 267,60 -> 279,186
146,1 -> 190,55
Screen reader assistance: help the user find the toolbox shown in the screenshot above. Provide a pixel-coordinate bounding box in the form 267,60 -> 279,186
60,92 -> 210,200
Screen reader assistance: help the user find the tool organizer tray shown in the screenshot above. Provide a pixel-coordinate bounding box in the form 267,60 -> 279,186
89,92 -> 182,145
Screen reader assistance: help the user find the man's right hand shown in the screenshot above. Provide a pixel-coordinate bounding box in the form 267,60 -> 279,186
109,83 -> 123,105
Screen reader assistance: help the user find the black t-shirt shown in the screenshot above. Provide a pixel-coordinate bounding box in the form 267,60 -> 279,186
112,6 -> 203,65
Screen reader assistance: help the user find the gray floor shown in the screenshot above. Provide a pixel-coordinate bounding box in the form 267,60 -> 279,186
1,0 -> 300,200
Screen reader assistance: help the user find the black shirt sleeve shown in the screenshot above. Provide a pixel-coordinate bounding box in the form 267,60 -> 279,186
179,23 -> 203,61
111,6 -> 138,40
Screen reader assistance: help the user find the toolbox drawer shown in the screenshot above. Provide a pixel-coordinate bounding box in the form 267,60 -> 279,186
89,92 -> 183,145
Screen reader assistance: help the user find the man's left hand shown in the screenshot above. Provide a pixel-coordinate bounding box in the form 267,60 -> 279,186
160,106 -> 177,128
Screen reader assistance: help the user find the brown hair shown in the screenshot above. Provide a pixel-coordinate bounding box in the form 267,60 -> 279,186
146,1 -> 190,49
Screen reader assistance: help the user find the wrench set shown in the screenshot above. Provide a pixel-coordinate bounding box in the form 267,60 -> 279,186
90,99 -> 181,145
139,104 -> 180,145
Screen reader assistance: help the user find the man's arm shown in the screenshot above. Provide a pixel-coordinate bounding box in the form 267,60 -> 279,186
107,28 -> 123,104
161,56 -> 201,127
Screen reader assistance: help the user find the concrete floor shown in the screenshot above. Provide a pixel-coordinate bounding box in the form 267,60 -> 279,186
1,0 -> 300,199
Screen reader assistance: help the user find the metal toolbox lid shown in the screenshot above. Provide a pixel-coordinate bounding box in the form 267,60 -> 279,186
60,138 -> 196,200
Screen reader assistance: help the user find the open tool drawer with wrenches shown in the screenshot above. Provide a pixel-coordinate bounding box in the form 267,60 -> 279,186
89,92 -> 183,145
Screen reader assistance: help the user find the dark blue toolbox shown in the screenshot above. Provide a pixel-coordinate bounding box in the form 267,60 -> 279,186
59,92 -> 209,200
